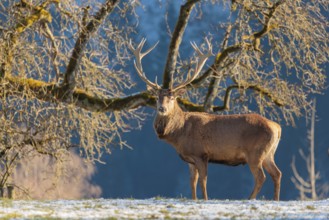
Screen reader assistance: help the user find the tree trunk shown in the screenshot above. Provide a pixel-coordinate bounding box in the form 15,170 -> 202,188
310,99 -> 317,200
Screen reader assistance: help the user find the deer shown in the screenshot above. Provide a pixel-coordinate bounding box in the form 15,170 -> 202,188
129,38 -> 282,201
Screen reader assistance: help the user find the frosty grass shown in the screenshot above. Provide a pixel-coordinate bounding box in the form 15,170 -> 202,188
0,198 -> 328,219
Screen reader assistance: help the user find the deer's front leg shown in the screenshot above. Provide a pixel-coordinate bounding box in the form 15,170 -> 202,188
195,159 -> 208,200
188,163 -> 199,200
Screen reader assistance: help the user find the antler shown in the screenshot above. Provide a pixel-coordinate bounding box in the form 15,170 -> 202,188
128,38 -> 161,90
173,38 -> 213,92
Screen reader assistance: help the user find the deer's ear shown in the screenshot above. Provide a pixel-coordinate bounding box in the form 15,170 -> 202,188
174,88 -> 186,97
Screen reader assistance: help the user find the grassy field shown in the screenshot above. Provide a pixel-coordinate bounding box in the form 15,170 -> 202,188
0,198 -> 328,219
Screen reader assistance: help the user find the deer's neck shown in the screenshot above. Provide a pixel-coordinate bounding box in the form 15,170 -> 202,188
154,103 -> 185,139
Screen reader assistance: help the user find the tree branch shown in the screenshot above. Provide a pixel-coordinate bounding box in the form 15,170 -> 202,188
204,25 -> 232,111
245,0 -> 284,52
190,1 -> 285,94
2,71 -> 285,115
2,75 -> 156,112
41,22 -> 60,81
0,1 -> 53,79
189,45 -> 241,87
291,177 -> 312,194
177,84 -> 235,112
226,84 -> 285,108
291,156 -> 311,188
190,1 -> 286,110
178,83 -> 285,112
63,0 -> 119,91
162,0 -> 201,89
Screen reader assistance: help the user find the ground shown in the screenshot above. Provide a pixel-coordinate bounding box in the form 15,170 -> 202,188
0,198 -> 328,219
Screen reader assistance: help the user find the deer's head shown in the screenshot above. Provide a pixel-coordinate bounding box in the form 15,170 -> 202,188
129,38 -> 213,116
154,89 -> 183,115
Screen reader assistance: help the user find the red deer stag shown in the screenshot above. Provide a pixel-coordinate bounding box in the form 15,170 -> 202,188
129,38 -> 282,201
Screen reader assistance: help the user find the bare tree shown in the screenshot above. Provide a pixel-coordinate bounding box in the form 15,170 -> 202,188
291,99 -> 328,200
0,0 -> 328,197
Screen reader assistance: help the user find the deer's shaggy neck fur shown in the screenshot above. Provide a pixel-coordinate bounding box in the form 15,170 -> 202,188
154,101 -> 185,140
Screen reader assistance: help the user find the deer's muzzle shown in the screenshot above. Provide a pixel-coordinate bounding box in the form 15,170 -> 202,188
158,106 -> 166,113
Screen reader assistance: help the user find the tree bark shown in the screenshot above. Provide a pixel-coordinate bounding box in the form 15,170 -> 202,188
63,0 -> 120,91
162,0 -> 201,89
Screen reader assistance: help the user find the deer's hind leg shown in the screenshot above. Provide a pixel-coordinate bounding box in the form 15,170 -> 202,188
248,162 -> 266,200
263,157 -> 282,201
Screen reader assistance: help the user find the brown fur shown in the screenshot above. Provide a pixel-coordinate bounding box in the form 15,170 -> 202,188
154,90 -> 282,201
